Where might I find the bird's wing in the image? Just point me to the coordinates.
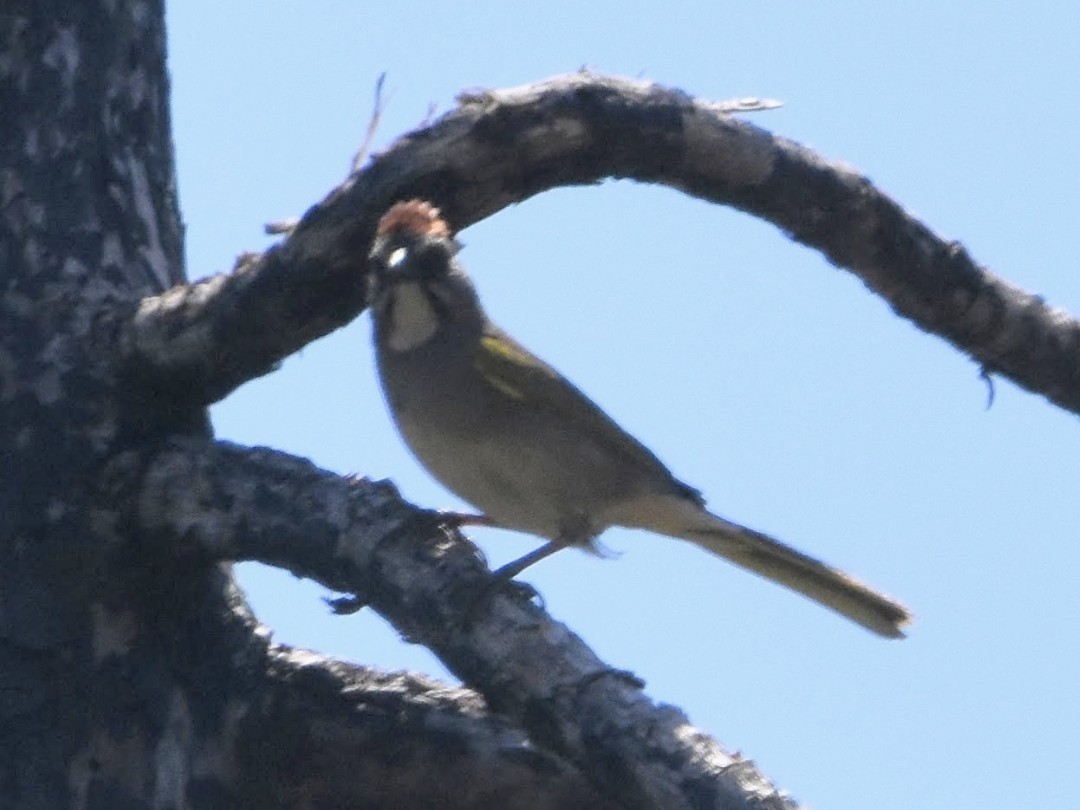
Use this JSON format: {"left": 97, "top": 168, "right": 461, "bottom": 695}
{"left": 472, "top": 323, "right": 704, "bottom": 503}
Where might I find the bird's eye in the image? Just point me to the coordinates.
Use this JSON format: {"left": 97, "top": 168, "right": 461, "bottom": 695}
{"left": 387, "top": 247, "right": 408, "bottom": 268}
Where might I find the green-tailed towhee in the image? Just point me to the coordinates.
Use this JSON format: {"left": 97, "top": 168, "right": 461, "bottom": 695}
{"left": 367, "top": 199, "right": 910, "bottom": 638}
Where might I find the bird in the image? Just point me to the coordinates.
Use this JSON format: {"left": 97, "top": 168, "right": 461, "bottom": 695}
{"left": 366, "top": 199, "right": 911, "bottom": 638}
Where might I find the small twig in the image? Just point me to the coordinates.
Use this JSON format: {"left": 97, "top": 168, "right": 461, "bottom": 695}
{"left": 419, "top": 101, "right": 439, "bottom": 128}
{"left": 709, "top": 97, "right": 783, "bottom": 114}
{"left": 979, "top": 365, "right": 997, "bottom": 409}
{"left": 266, "top": 75, "right": 391, "bottom": 236}
{"left": 264, "top": 218, "right": 299, "bottom": 236}
{"left": 351, "top": 72, "right": 388, "bottom": 173}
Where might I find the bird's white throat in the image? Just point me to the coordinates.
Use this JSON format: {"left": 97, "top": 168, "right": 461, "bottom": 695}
{"left": 386, "top": 281, "right": 439, "bottom": 352}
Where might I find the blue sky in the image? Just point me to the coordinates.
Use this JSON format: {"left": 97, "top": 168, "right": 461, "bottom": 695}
{"left": 167, "top": 4, "right": 1080, "bottom": 807}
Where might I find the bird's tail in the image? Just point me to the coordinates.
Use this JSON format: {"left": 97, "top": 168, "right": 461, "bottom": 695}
{"left": 614, "top": 494, "right": 912, "bottom": 638}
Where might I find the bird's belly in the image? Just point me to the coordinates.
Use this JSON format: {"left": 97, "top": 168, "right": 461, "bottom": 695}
{"left": 394, "top": 410, "right": 604, "bottom": 541}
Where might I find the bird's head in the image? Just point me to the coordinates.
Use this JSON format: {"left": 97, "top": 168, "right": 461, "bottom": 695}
{"left": 370, "top": 199, "right": 458, "bottom": 283}
{"left": 368, "top": 200, "right": 472, "bottom": 352}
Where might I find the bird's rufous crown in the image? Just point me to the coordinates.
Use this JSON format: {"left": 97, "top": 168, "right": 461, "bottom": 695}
{"left": 376, "top": 200, "right": 451, "bottom": 239}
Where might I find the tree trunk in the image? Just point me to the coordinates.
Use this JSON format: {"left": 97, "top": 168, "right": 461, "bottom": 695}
{"left": 0, "top": 3, "right": 609, "bottom": 807}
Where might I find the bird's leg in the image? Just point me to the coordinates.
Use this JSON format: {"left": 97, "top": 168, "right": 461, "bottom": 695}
{"left": 491, "top": 541, "right": 566, "bottom": 581}
{"left": 493, "top": 519, "right": 593, "bottom": 580}
{"left": 464, "top": 533, "right": 583, "bottom": 622}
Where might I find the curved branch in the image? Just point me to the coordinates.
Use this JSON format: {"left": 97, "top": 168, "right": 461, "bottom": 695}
{"left": 105, "top": 438, "right": 795, "bottom": 810}
{"left": 123, "top": 72, "right": 1080, "bottom": 416}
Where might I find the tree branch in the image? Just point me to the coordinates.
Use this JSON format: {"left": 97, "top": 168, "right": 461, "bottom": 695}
{"left": 105, "top": 438, "right": 796, "bottom": 810}
{"left": 122, "top": 72, "right": 1080, "bottom": 416}
{"left": 237, "top": 646, "right": 610, "bottom": 809}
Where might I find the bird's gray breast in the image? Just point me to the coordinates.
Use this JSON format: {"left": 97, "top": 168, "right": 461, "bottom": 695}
{"left": 373, "top": 282, "right": 678, "bottom": 543}
{"left": 375, "top": 326, "right": 604, "bottom": 539}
